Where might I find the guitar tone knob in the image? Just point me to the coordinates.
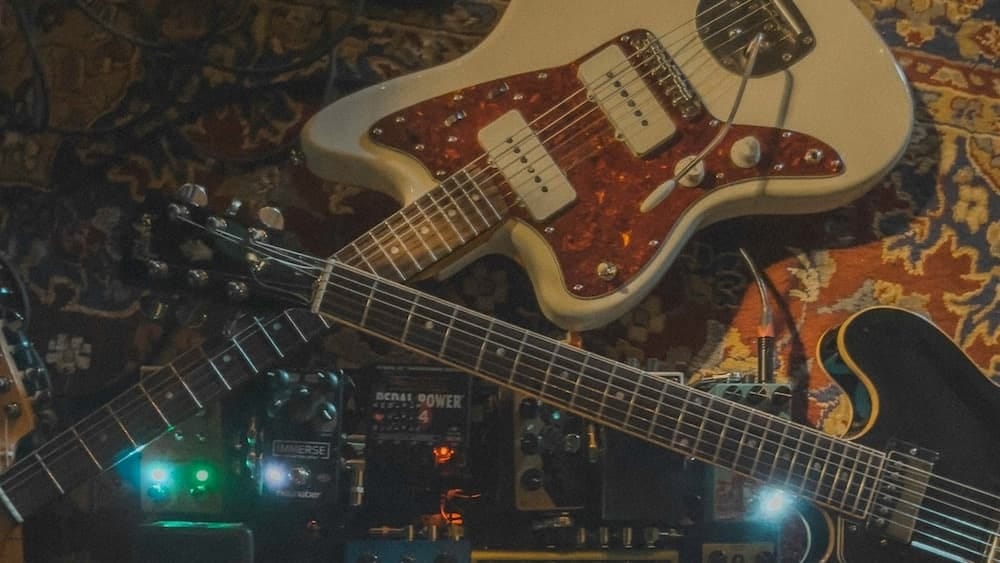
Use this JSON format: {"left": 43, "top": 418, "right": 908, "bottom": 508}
{"left": 730, "top": 136, "right": 762, "bottom": 168}
{"left": 5, "top": 402, "right": 21, "bottom": 418}
{"left": 0, "top": 377, "right": 10, "bottom": 393}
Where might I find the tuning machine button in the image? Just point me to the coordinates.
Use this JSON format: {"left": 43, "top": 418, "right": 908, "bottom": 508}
{"left": 146, "top": 260, "right": 170, "bottom": 279}
{"left": 176, "top": 183, "right": 208, "bottom": 207}
{"left": 520, "top": 468, "right": 543, "bottom": 491}
{"left": 730, "top": 136, "right": 762, "bottom": 168}
{"left": 225, "top": 281, "right": 249, "bottom": 301}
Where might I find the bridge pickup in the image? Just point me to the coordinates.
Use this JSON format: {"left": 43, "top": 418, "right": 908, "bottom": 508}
{"left": 870, "top": 440, "right": 937, "bottom": 544}
{"left": 578, "top": 44, "right": 676, "bottom": 157}
{"left": 477, "top": 110, "right": 575, "bottom": 222}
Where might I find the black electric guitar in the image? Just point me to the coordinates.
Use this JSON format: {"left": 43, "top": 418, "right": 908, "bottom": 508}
{"left": 0, "top": 211, "right": 997, "bottom": 561}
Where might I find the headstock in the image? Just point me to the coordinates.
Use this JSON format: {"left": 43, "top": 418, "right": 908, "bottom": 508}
{"left": 0, "top": 258, "right": 49, "bottom": 473}
{"left": 126, "top": 184, "right": 317, "bottom": 312}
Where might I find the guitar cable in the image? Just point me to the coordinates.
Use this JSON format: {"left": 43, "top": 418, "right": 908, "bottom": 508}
{"left": 739, "top": 248, "right": 774, "bottom": 383}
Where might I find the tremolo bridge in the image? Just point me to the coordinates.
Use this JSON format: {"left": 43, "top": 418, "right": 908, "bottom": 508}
{"left": 698, "top": 0, "right": 815, "bottom": 77}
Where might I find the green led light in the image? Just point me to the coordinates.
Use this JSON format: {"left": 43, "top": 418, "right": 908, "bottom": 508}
{"left": 194, "top": 469, "right": 210, "bottom": 482}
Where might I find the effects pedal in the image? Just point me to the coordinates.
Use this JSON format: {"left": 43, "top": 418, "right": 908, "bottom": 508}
{"left": 257, "top": 368, "right": 343, "bottom": 500}
{"left": 513, "top": 393, "right": 589, "bottom": 511}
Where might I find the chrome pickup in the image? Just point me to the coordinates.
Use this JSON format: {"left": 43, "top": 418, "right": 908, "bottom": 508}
{"left": 869, "top": 441, "right": 937, "bottom": 544}
{"left": 477, "top": 110, "right": 576, "bottom": 222}
{"left": 697, "top": 0, "right": 815, "bottom": 77}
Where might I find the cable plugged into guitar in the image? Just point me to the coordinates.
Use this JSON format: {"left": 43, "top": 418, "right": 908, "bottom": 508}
{"left": 640, "top": 33, "right": 766, "bottom": 213}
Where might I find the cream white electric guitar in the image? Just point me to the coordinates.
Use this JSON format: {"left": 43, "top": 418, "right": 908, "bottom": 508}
{"left": 301, "top": 0, "right": 913, "bottom": 331}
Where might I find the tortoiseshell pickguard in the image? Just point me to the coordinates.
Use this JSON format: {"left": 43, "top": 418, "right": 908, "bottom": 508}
{"left": 370, "top": 29, "right": 843, "bottom": 298}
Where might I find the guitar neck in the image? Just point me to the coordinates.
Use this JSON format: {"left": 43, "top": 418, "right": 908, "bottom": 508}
{"left": 314, "top": 261, "right": 888, "bottom": 520}
{"left": 0, "top": 309, "right": 330, "bottom": 524}
{"left": 333, "top": 169, "right": 508, "bottom": 281}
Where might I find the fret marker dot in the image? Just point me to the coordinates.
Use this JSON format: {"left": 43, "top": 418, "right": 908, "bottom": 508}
{"left": 471, "top": 194, "right": 481, "bottom": 201}
{"left": 390, "top": 246, "right": 399, "bottom": 254}
{"left": 272, "top": 322, "right": 282, "bottom": 331}
{"left": 166, "top": 392, "right": 174, "bottom": 400}
{"left": 424, "top": 320, "right": 434, "bottom": 330}
{"left": 614, "top": 391, "right": 624, "bottom": 400}
{"left": 420, "top": 227, "right": 430, "bottom": 235}
{"left": 223, "top": 354, "right": 232, "bottom": 363}
{"left": 496, "top": 347, "right": 506, "bottom": 357}
{"left": 448, "top": 209, "right": 456, "bottom": 217}
{"left": 559, "top": 371, "right": 569, "bottom": 379}
{"left": 747, "top": 439, "right": 758, "bottom": 448}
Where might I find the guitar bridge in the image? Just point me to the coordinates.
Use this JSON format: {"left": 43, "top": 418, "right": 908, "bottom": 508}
{"left": 697, "top": 0, "right": 815, "bottom": 77}
{"left": 868, "top": 440, "right": 938, "bottom": 544}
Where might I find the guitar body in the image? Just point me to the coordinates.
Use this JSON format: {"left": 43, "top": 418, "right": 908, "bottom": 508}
{"left": 819, "top": 307, "right": 1000, "bottom": 561}
{"left": 302, "top": 0, "right": 913, "bottom": 330}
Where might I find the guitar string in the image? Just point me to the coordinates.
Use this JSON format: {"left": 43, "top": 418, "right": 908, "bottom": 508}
{"left": 0, "top": 309, "right": 285, "bottom": 490}
{"left": 246, "top": 227, "right": 1000, "bottom": 527}
{"left": 229, "top": 236, "right": 1000, "bottom": 551}
{"left": 0, "top": 3, "right": 770, "bottom": 494}
{"left": 342, "top": 19, "right": 779, "bottom": 273}
{"left": 299, "top": 256, "right": 1000, "bottom": 555}
{"left": 335, "top": 6, "right": 772, "bottom": 275}
{"left": 338, "top": 1, "right": 778, "bottom": 272}
{"left": 2, "top": 234, "right": 998, "bottom": 560}
{"left": 0, "top": 6, "right": 976, "bottom": 556}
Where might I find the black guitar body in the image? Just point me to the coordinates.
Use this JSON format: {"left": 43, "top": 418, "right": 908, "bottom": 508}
{"left": 828, "top": 307, "right": 1000, "bottom": 562}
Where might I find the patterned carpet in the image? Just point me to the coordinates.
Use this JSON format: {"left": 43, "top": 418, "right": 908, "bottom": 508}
{"left": 0, "top": 0, "right": 997, "bottom": 560}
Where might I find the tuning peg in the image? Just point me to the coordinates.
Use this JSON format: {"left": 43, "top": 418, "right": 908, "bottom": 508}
{"left": 225, "top": 281, "right": 249, "bottom": 301}
{"left": 206, "top": 216, "right": 228, "bottom": 232}
{"left": 257, "top": 206, "right": 285, "bottom": 231}
{"left": 186, "top": 269, "right": 209, "bottom": 288}
{"left": 146, "top": 260, "right": 170, "bottom": 279}
{"left": 166, "top": 203, "right": 190, "bottom": 221}
{"left": 225, "top": 199, "right": 243, "bottom": 217}
{"left": 248, "top": 228, "right": 268, "bottom": 243}
{"left": 176, "top": 183, "right": 208, "bottom": 207}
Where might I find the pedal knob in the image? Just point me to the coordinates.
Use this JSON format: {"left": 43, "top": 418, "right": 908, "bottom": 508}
{"left": 520, "top": 468, "right": 544, "bottom": 491}
{"left": 730, "top": 136, "right": 762, "bottom": 168}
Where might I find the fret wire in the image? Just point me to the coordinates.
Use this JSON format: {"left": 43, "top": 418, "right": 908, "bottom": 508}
{"left": 401, "top": 294, "right": 419, "bottom": 343}
{"left": 106, "top": 405, "right": 137, "bottom": 447}
{"left": 454, "top": 172, "right": 491, "bottom": 227}
{"left": 230, "top": 337, "right": 257, "bottom": 373}
{"left": 442, "top": 177, "right": 483, "bottom": 234}
{"left": 137, "top": 381, "right": 171, "bottom": 427}
{"left": 785, "top": 425, "right": 808, "bottom": 491}
{"left": 429, "top": 183, "right": 470, "bottom": 243}
{"left": 70, "top": 427, "right": 103, "bottom": 470}
{"left": 570, "top": 354, "right": 589, "bottom": 409}
{"left": 834, "top": 443, "right": 853, "bottom": 509}
{"left": 750, "top": 413, "right": 774, "bottom": 480}
{"left": 167, "top": 365, "right": 203, "bottom": 410}
{"left": 438, "top": 308, "right": 457, "bottom": 358}
{"left": 196, "top": 346, "right": 233, "bottom": 391}
{"left": 398, "top": 205, "right": 439, "bottom": 261}
{"left": 712, "top": 401, "right": 735, "bottom": 464}
{"left": 33, "top": 453, "right": 64, "bottom": 495}
{"left": 645, "top": 375, "right": 666, "bottom": 439}
{"left": 255, "top": 318, "right": 285, "bottom": 357}
{"left": 384, "top": 216, "right": 424, "bottom": 271}
{"left": 474, "top": 319, "right": 495, "bottom": 372}
{"left": 508, "top": 332, "right": 529, "bottom": 384}
{"left": 414, "top": 193, "right": 454, "bottom": 252}
{"left": 462, "top": 170, "right": 504, "bottom": 221}
{"left": 284, "top": 310, "right": 310, "bottom": 343}
{"left": 856, "top": 452, "right": 882, "bottom": 515}
{"left": 368, "top": 231, "right": 406, "bottom": 280}
{"left": 350, "top": 241, "right": 379, "bottom": 275}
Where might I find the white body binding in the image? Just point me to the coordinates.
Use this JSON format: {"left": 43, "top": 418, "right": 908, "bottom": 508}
{"left": 301, "top": 0, "right": 913, "bottom": 331}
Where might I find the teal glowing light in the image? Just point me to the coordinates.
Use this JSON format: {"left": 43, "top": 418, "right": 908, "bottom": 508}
{"left": 194, "top": 469, "right": 210, "bottom": 483}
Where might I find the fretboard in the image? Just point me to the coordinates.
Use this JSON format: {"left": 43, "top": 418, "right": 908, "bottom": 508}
{"left": 0, "top": 309, "right": 330, "bottom": 523}
{"left": 315, "top": 262, "right": 887, "bottom": 519}
{"left": 333, "top": 168, "right": 507, "bottom": 281}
